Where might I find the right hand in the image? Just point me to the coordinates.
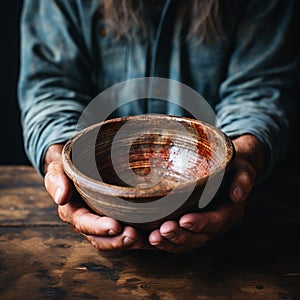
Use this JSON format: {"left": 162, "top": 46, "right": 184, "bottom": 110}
{"left": 43, "top": 144, "right": 147, "bottom": 251}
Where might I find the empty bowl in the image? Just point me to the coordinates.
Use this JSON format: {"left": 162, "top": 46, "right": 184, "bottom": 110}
{"left": 62, "top": 114, "right": 234, "bottom": 231}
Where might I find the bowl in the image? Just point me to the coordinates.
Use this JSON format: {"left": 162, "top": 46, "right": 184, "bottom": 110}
{"left": 62, "top": 114, "right": 235, "bottom": 232}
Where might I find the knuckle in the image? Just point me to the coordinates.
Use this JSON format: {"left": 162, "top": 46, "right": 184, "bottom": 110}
{"left": 111, "top": 239, "right": 123, "bottom": 249}
{"left": 194, "top": 221, "right": 205, "bottom": 232}
{"left": 48, "top": 160, "right": 62, "bottom": 172}
{"left": 43, "top": 171, "right": 51, "bottom": 182}
{"left": 70, "top": 210, "right": 85, "bottom": 232}
{"left": 239, "top": 172, "right": 253, "bottom": 187}
{"left": 86, "top": 236, "right": 99, "bottom": 249}
{"left": 85, "top": 235, "right": 108, "bottom": 251}
{"left": 57, "top": 206, "right": 68, "bottom": 223}
{"left": 243, "top": 162, "right": 256, "bottom": 185}
{"left": 174, "top": 234, "right": 186, "bottom": 245}
{"left": 44, "top": 172, "right": 54, "bottom": 190}
{"left": 73, "top": 218, "right": 84, "bottom": 233}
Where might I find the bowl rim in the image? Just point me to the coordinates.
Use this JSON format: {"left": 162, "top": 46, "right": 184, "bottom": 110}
{"left": 61, "top": 114, "right": 234, "bottom": 198}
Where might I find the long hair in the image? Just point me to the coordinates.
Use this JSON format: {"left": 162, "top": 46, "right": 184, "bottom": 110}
{"left": 101, "top": 0, "right": 223, "bottom": 42}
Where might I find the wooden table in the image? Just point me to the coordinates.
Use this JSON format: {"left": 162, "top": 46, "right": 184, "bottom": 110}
{"left": 0, "top": 163, "right": 299, "bottom": 300}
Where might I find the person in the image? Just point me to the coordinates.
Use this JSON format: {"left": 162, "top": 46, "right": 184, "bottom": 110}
{"left": 18, "top": 0, "right": 298, "bottom": 253}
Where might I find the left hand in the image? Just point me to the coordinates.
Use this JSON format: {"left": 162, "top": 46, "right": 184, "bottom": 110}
{"left": 147, "top": 134, "right": 267, "bottom": 253}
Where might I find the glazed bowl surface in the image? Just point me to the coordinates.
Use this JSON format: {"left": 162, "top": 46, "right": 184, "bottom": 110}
{"left": 62, "top": 114, "right": 234, "bottom": 231}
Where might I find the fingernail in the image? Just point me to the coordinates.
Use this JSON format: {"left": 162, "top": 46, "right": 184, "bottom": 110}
{"left": 233, "top": 185, "right": 243, "bottom": 202}
{"left": 54, "top": 187, "right": 63, "bottom": 204}
{"left": 123, "top": 237, "right": 135, "bottom": 246}
{"left": 150, "top": 241, "right": 160, "bottom": 246}
{"left": 181, "top": 222, "right": 194, "bottom": 230}
{"left": 108, "top": 230, "right": 118, "bottom": 236}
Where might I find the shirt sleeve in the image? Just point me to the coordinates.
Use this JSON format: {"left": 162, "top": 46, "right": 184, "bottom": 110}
{"left": 18, "top": 0, "right": 96, "bottom": 176}
{"left": 216, "top": 0, "right": 299, "bottom": 181}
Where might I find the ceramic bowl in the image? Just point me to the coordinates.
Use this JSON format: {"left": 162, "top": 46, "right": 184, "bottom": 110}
{"left": 62, "top": 114, "right": 234, "bottom": 231}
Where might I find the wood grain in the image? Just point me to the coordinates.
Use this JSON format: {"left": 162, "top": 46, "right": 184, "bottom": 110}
{"left": 0, "top": 165, "right": 299, "bottom": 300}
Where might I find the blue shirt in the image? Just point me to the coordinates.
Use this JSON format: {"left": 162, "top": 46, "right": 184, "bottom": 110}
{"left": 18, "top": 0, "right": 299, "bottom": 178}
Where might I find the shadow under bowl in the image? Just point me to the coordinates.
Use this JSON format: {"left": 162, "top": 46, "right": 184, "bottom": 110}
{"left": 62, "top": 114, "right": 235, "bottom": 232}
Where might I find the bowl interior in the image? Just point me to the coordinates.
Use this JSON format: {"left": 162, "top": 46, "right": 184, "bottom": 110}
{"left": 65, "top": 114, "right": 233, "bottom": 198}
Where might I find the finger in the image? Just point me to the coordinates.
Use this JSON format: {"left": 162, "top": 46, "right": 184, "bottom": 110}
{"left": 148, "top": 229, "right": 171, "bottom": 251}
{"left": 230, "top": 158, "right": 256, "bottom": 203}
{"left": 179, "top": 202, "right": 244, "bottom": 234}
{"left": 83, "top": 226, "right": 145, "bottom": 251}
{"left": 58, "top": 204, "right": 147, "bottom": 250}
{"left": 58, "top": 203, "right": 123, "bottom": 236}
{"left": 159, "top": 221, "right": 186, "bottom": 244}
{"left": 149, "top": 227, "right": 210, "bottom": 254}
{"left": 159, "top": 221, "right": 208, "bottom": 248}
{"left": 44, "top": 160, "right": 72, "bottom": 205}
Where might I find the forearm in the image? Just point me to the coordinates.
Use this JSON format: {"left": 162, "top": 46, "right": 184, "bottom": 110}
{"left": 18, "top": 0, "right": 94, "bottom": 176}
{"left": 215, "top": 0, "right": 297, "bottom": 182}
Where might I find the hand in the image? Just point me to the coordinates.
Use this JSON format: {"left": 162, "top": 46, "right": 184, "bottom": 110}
{"left": 148, "top": 134, "right": 267, "bottom": 253}
{"left": 43, "top": 144, "right": 146, "bottom": 251}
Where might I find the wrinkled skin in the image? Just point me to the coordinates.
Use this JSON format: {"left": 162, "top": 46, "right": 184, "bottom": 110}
{"left": 44, "top": 134, "right": 266, "bottom": 253}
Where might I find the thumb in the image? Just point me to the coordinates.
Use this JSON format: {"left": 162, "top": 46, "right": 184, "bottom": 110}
{"left": 44, "top": 160, "right": 73, "bottom": 205}
{"left": 229, "top": 157, "right": 256, "bottom": 204}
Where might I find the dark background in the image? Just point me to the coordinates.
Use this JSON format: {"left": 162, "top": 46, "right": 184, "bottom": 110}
{"left": 0, "top": 1, "right": 299, "bottom": 169}
{"left": 0, "top": 1, "right": 29, "bottom": 165}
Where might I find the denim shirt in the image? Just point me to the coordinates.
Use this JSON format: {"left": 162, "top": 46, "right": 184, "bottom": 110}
{"left": 18, "top": 0, "right": 299, "bottom": 178}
